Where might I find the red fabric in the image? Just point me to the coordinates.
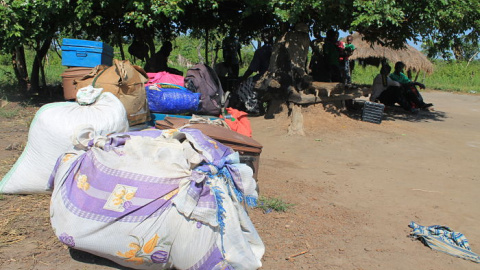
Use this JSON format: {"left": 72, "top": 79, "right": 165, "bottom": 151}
{"left": 221, "top": 107, "right": 252, "bottom": 137}
{"left": 337, "top": 41, "right": 345, "bottom": 61}
{"left": 146, "top": 72, "right": 184, "bottom": 86}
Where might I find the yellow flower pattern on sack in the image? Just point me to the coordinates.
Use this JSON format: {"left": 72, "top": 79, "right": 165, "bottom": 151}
{"left": 103, "top": 184, "right": 138, "bottom": 212}
{"left": 162, "top": 129, "right": 179, "bottom": 137}
{"left": 208, "top": 140, "right": 219, "bottom": 149}
{"left": 117, "top": 234, "right": 172, "bottom": 265}
{"left": 143, "top": 234, "right": 159, "bottom": 254}
{"left": 161, "top": 189, "right": 179, "bottom": 201}
{"left": 113, "top": 187, "right": 136, "bottom": 206}
{"left": 125, "top": 191, "right": 135, "bottom": 200}
{"left": 116, "top": 242, "right": 141, "bottom": 260}
{"left": 61, "top": 153, "right": 75, "bottom": 163}
{"left": 75, "top": 173, "right": 90, "bottom": 191}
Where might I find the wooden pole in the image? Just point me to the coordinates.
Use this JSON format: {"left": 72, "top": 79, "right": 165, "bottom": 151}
{"left": 414, "top": 70, "right": 419, "bottom": 82}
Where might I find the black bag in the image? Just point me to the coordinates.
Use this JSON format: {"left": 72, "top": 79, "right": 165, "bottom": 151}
{"left": 184, "top": 63, "right": 225, "bottom": 115}
{"left": 235, "top": 76, "right": 260, "bottom": 114}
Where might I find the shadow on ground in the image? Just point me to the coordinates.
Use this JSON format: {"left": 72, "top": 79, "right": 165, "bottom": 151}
{"left": 341, "top": 99, "right": 448, "bottom": 123}
{"left": 70, "top": 249, "right": 133, "bottom": 270}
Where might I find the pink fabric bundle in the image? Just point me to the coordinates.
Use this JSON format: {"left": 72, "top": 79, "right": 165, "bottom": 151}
{"left": 146, "top": 72, "right": 185, "bottom": 87}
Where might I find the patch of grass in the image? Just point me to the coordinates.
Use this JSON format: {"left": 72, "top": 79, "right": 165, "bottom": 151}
{"left": 0, "top": 107, "right": 20, "bottom": 118}
{"left": 256, "top": 196, "right": 294, "bottom": 213}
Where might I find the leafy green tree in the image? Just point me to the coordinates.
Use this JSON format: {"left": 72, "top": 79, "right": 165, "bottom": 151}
{"left": 350, "top": 0, "right": 478, "bottom": 53}
{"left": 0, "top": 0, "right": 74, "bottom": 94}
{"left": 1, "top": 0, "right": 479, "bottom": 96}
{"left": 422, "top": 34, "right": 480, "bottom": 61}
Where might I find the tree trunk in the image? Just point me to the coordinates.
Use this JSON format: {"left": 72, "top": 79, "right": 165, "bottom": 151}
{"left": 117, "top": 34, "right": 125, "bottom": 60}
{"left": 31, "top": 37, "right": 53, "bottom": 95}
{"left": 146, "top": 34, "right": 156, "bottom": 60}
{"left": 212, "top": 41, "right": 220, "bottom": 65}
{"left": 40, "top": 60, "right": 47, "bottom": 87}
{"left": 205, "top": 28, "right": 209, "bottom": 66}
{"left": 12, "top": 46, "right": 30, "bottom": 94}
{"left": 288, "top": 104, "right": 305, "bottom": 136}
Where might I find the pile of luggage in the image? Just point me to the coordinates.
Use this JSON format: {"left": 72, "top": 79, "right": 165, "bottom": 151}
{"left": 0, "top": 39, "right": 264, "bottom": 270}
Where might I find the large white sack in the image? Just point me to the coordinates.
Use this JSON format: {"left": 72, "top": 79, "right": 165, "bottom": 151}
{"left": 0, "top": 92, "right": 129, "bottom": 194}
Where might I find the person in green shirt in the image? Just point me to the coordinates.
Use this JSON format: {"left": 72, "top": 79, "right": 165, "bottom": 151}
{"left": 343, "top": 35, "right": 355, "bottom": 84}
{"left": 390, "top": 61, "right": 433, "bottom": 109}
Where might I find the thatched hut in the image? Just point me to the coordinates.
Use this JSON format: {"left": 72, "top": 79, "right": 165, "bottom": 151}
{"left": 347, "top": 32, "right": 434, "bottom": 76}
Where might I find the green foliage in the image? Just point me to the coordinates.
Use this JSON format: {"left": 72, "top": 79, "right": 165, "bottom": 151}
{"left": 351, "top": 0, "right": 479, "bottom": 54}
{"left": 424, "top": 61, "right": 480, "bottom": 93}
{"left": 351, "top": 64, "right": 379, "bottom": 85}
{"left": 422, "top": 35, "right": 480, "bottom": 61}
{"left": 256, "top": 196, "right": 294, "bottom": 213}
{"left": 170, "top": 35, "right": 203, "bottom": 65}
{"left": 0, "top": 68, "right": 22, "bottom": 100}
{"left": 0, "top": 0, "right": 72, "bottom": 52}
{"left": 0, "top": 53, "right": 10, "bottom": 66}
{"left": 0, "top": 48, "right": 64, "bottom": 99}
{"left": 2, "top": 0, "right": 479, "bottom": 96}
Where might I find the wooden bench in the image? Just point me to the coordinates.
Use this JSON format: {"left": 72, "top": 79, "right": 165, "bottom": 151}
{"left": 288, "top": 82, "right": 371, "bottom": 105}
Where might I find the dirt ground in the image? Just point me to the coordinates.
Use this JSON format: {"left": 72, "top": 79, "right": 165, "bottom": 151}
{"left": 1, "top": 90, "right": 480, "bottom": 270}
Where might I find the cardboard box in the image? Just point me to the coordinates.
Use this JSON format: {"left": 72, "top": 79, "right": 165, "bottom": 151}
{"left": 75, "top": 60, "right": 150, "bottom": 126}
{"left": 61, "top": 38, "right": 114, "bottom": 67}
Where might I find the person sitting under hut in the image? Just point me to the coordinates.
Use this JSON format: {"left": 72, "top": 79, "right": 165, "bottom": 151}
{"left": 241, "top": 36, "right": 273, "bottom": 81}
{"left": 389, "top": 61, "right": 433, "bottom": 110}
{"left": 371, "top": 63, "right": 418, "bottom": 113}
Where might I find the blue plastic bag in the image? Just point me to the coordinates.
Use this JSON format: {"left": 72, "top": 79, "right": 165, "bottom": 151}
{"left": 146, "top": 83, "right": 200, "bottom": 114}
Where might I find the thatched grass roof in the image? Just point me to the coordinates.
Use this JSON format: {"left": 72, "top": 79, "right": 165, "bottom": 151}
{"left": 347, "top": 32, "right": 434, "bottom": 74}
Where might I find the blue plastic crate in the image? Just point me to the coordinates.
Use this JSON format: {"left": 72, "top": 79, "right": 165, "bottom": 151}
{"left": 61, "top": 38, "right": 114, "bottom": 67}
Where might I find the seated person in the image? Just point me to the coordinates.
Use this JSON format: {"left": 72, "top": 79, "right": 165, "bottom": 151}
{"left": 241, "top": 37, "right": 273, "bottom": 81}
{"left": 371, "top": 64, "right": 415, "bottom": 112}
{"left": 144, "top": 41, "right": 183, "bottom": 76}
{"left": 389, "top": 61, "right": 433, "bottom": 109}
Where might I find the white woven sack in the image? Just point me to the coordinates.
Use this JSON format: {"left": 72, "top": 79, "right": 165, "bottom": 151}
{"left": 49, "top": 129, "right": 264, "bottom": 269}
{"left": 0, "top": 92, "right": 128, "bottom": 194}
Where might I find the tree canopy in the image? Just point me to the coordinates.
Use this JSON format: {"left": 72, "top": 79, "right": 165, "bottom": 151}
{"left": 0, "top": 0, "right": 478, "bottom": 93}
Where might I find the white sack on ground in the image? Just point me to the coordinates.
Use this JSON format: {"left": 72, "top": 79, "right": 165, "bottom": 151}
{"left": 49, "top": 128, "right": 264, "bottom": 269}
{"left": 0, "top": 92, "right": 128, "bottom": 194}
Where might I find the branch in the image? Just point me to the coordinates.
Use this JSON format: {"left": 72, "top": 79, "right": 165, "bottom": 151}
{"left": 467, "top": 51, "right": 479, "bottom": 68}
